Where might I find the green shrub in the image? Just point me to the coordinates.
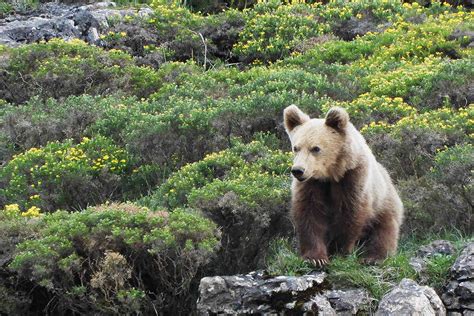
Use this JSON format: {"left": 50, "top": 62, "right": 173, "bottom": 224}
{"left": 0, "top": 0, "right": 36, "bottom": 16}
{"left": 116, "top": 4, "right": 247, "bottom": 66}
{"left": 0, "top": 136, "right": 156, "bottom": 212}
{"left": 1, "top": 95, "right": 107, "bottom": 153}
{"left": 0, "top": 39, "right": 162, "bottom": 104}
{"left": 233, "top": 2, "right": 329, "bottom": 63}
{"left": 364, "top": 106, "right": 473, "bottom": 178}
{"left": 0, "top": 202, "right": 43, "bottom": 315}
{"left": 322, "top": 94, "right": 417, "bottom": 128}
{"left": 232, "top": 0, "right": 412, "bottom": 63}
{"left": 400, "top": 144, "right": 473, "bottom": 234}
{"left": 120, "top": 65, "right": 339, "bottom": 165}
{"left": 2, "top": 63, "right": 337, "bottom": 166}
{"left": 142, "top": 139, "right": 293, "bottom": 273}
{"left": 0, "top": 1, "right": 13, "bottom": 17}
{"left": 409, "top": 57, "right": 474, "bottom": 109}
{"left": 367, "top": 105, "right": 473, "bottom": 137}
{"left": 367, "top": 56, "right": 445, "bottom": 98}
{"left": 5, "top": 202, "right": 219, "bottom": 314}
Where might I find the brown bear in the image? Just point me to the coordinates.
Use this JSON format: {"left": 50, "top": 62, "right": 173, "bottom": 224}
{"left": 283, "top": 105, "right": 404, "bottom": 266}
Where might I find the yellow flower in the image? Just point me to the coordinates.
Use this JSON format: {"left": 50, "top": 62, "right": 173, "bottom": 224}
{"left": 4, "top": 204, "right": 20, "bottom": 216}
{"left": 21, "top": 206, "right": 41, "bottom": 218}
{"left": 120, "top": 32, "right": 127, "bottom": 37}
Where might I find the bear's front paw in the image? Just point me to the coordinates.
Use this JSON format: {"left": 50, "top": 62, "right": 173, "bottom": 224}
{"left": 304, "top": 255, "right": 329, "bottom": 268}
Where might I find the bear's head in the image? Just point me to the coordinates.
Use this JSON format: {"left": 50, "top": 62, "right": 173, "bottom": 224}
{"left": 283, "top": 105, "right": 355, "bottom": 182}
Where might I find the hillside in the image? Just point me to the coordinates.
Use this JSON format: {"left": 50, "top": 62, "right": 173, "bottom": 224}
{"left": 0, "top": 0, "right": 473, "bottom": 314}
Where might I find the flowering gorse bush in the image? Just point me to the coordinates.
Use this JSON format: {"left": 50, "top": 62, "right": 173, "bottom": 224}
{"left": 323, "top": 94, "right": 417, "bottom": 127}
{"left": 1, "top": 38, "right": 162, "bottom": 103}
{"left": 0, "top": 136, "right": 137, "bottom": 211}
{"left": 234, "top": 2, "right": 329, "bottom": 63}
{"left": 1, "top": 203, "right": 41, "bottom": 219}
{"left": 361, "top": 105, "right": 474, "bottom": 138}
{"left": 145, "top": 139, "right": 292, "bottom": 209}
{"left": 367, "top": 56, "right": 444, "bottom": 98}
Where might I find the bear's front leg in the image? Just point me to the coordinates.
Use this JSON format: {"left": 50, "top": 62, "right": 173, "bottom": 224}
{"left": 295, "top": 215, "right": 329, "bottom": 267}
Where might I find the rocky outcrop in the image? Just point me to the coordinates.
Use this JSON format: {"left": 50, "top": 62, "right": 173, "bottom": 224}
{"left": 376, "top": 278, "right": 446, "bottom": 316}
{"left": 441, "top": 242, "right": 474, "bottom": 315}
{"left": 197, "top": 271, "right": 372, "bottom": 314}
{"left": 0, "top": 2, "right": 152, "bottom": 47}
{"left": 197, "top": 271, "right": 328, "bottom": 314}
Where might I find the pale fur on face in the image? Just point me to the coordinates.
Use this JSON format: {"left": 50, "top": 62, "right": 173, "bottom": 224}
{"left": 283, "top": 105, "right": 354, "bottom": 182}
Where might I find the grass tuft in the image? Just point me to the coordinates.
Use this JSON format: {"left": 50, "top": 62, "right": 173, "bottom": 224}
{"left": 266, "top": 233, "right": 472, "bottom": 301}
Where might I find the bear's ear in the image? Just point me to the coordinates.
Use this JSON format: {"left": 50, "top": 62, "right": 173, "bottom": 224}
{"left": 284, "top": 105, "right": 310, "bottom": 133}
{"left": 325, "top": 107, "right": 349, "bottom": 131}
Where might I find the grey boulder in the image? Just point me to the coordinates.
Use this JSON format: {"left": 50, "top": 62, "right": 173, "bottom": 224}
{"left": 197, "top": 271, "right": 328, "bottom": 314}
{"left": 376, "top": 278, "right": 446, "bottom": 316}
{"left": 442, "top": 242, "right": 474, "bottom": 314}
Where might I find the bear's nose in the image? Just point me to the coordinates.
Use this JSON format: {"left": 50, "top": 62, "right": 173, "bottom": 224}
{"left": 291, "top": 167, "right": 305, "bottom": 179}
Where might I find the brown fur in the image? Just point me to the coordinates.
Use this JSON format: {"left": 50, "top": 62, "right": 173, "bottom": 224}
{"left": 284, "top": 105, "right": 404, "bottom": 263}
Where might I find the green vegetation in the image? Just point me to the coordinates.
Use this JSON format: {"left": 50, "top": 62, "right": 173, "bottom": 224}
{"left": 1, "top": 202, "right": 219, "bottom": 314}
{"left": 1, "top": 39, "right": 164, "bottom": 104}
{"left": 141, "top": 138, "right": 293, "bottom": 273}
{"left": 0, "top": 136, "right": 157, "bottom": 212}
{"left": 266, "top": 233, "right": 471, "bottom": 301}
{"left": 0, "top": 0, "right": 473, "bottom": 313}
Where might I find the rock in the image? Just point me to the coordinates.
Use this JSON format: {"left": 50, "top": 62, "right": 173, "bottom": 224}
{"left": 376, "top": 278, "right": 446, "bottom": 316}
{"left": 442, "top": 242, "right": 474, "bottom": 314}
{"left": 197, "top": 270, "right": 374, "bottom": 315}
{"left": 197, "top": 271, "right": 328, "bottom": 314}
{"left": 450, "top": 243, "right": 474, "bottom": 282}
{"left": 325, "top": 288, "right": 372, "bottom": 315}
{"left": 410, "top": 240, "right": 456, "bottom": 283}
{"left": 87, "top": 27, "right": 99, "bottom": 43}
{"left": 0, "top": 2, "right": 152, "bottom": 46}
{"left": 417, "top": 240, "right": 457, "bottom": 258}
{"left": 449, "top": 29, "right": 474, "bottom": 48}
{"left": 302, "top": 294, "right": 337, "bottom": 314}
{"left": 83, "top": 1, "right": 117, "bottom": 10}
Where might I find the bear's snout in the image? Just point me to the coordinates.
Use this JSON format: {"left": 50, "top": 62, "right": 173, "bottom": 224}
{"left": 291, "top": 167, "right": 305, "bottom": 181}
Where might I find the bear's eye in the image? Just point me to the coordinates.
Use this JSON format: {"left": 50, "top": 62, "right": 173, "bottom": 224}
{"left": 310, "top": 146, "right": 321, "bottom": 153}
{"left": 293, "top": 146, "right": 300, "bottom": 152}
